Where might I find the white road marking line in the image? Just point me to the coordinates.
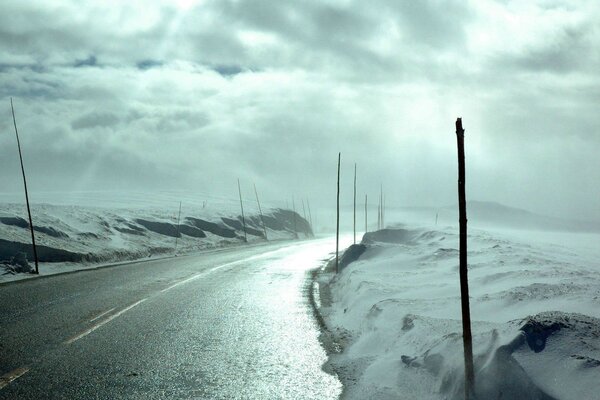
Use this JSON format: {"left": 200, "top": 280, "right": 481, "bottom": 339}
{"left": 159, "top": 259, "right": 246, "bottom": 293}
{"left": 89, "top": 307, "right": 116, "bottom": 322}
{"left": 160, "top": 246, "right": 298, "bottom": 294}
{"left": 159, "top": 246, "right": 293, "bottom": 293}
{"left": 0, "top": 367, "right": 29, "bottom": 390}
{"left": 64, "top": 298, "right": 147, "bottom": 344}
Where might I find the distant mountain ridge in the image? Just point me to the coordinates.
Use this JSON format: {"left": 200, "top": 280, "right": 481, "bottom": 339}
{"left": 443, "top": 201, "right": 600, "bottom": 233}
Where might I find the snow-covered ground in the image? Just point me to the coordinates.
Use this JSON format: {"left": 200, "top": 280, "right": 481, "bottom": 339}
{"left": 317, "top": 224, "right": 600, "bottom": 399}
{"left": 0, "top": 199, "right": 312, "bottom": 282}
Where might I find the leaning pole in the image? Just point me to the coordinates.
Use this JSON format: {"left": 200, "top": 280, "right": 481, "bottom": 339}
{"left": 10, "top": 98, "right": 39, "bottom": 274}
{"left": 456, "top": 117, "right": 474, "bottom": 399}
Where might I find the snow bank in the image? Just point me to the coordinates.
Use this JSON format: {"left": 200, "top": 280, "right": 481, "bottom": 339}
{"left": 0, "top": 203, "right": 312, "bottom": 281}
{"left": 317, "top": 225, "right": 600, "bottom": 399}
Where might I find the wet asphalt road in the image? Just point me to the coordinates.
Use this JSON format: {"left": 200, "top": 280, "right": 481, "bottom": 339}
{"left": 0, "top": 239, "right": 341, "bottom": 399}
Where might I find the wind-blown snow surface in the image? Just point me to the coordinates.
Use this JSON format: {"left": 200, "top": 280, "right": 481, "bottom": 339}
{"left": 318, "top": 226, "right": 600, "bottom": 399}
{"left": 0, "top": 201, "right": 312, "bottom": 282}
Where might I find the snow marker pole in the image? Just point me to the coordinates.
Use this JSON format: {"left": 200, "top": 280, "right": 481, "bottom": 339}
{"left": 364, "top": 194, "right": 367, "bottom": 234}
{"left": 353, "top": 163, "right": 356, "bottom": 244}
{"left": 301, "top": 199, "right": 307, "bottom": 237}
{"left": 306, "top": 199, "right": 313, "bottom": 236}
{"left": 456, "top": 118, "right": 475, "bottom": 399}
{"left": 10, "top": 98, "right": 39, "bottom": 274}
{"left": 238, "top": 179, "right": 247, "bottom": 242}
{"left": 292, "top": 196, "right": 298, "bottom": 239}
{"left": 335, "top": 152, "right": 340, "bottom": 274}
{"left": 174, "top": 201, "right": 182, "bottom": 253}
{"left": 254, "top": 183, "right": 268, "bottom": 240}
{"left": 377, "top": 194, "right": 381, "bottom": 230}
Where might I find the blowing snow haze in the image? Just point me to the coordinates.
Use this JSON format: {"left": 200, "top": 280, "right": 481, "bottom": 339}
{"left": 1, "top": 0, "right": 599, "bottom": 223}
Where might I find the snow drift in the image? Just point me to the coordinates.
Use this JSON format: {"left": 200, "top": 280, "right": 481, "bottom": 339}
{"left": 316, "top": 224, "right": 600, "bottom": 399}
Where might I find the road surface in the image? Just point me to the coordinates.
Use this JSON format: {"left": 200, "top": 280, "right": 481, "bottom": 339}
{"left": 0, "top": 239, "right": 342, "bottom": 399}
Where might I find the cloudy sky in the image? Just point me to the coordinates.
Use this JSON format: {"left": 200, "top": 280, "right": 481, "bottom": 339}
{"left": 1, "top": 0, "right": 599, "bottom": 221}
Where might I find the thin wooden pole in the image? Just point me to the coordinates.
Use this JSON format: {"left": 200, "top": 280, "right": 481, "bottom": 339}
{"left": 306, "top": 199, "right": 313, "bottom": 236}
{"left": 377, "top": 197, "right": 380, "bottom": 230}
{"left": 238, "top": 179, "right": 247, "bottom": 242}
{"left": 456, "top": 117, "right": 474, "bottom": 399}
{"left": 353, "top": 163, "right": 356, "bottom": 244}
{"left": 174, "top": 201, "right": 182, "bottom": 252}
{"left": 292, "top": 196, "right": 298, "bottom": 239}
{"left": 335, "top": 152, "right": 340, "bottom": 274}
{"left": 380, "top": 185, "right": 384, "bottom": 229}
{"left": 364, "top": 194, "right": 368, "bottom": 233}
{"left": 10, "top": 98, "right": 38, "bottom": 274}
{"left": 301, "top": 198, "right": 308, "bottom": 234}
{"left": 383, "top": 193, "right": 386, "bottom": 229}
{"left": 254, "top": 183, "right": 268, "bottom": 240}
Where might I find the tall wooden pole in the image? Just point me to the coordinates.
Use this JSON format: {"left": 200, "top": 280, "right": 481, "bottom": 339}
{"left": 254, "top": 183, "right": 268, "bottom": 240}
{"left": 292, "top": 196, "right": 298, "bottom": 239}
{"left": 383, "top": 194, "right": 386, "bottom": 229}
{"left": 335, "top": 152, "right": 340, "bottom": 274}
{"left": 174, "top": 201, "right": 182, "bottom": 252}
{"left": 379, "top": 184, "right": 385, "bottom": 229}
{"left": 306, "top": 199, "right": 313, "bottom": 236}
{"left": 10, "top": 98, "right": 38, "bottom": 274}
{"left": 456, "top": 118, "right": 474, "bottom": 399}
{"left": 364, "top": 194, "right": 367, "bottom": 233}
{"left": 301, "top": 199, "right": 307, "bottom": 227}
{"left": 377, "top": 197, "right": 380, "bottom": 230}
{"left": 353, "top": 163, "right": 357, "bottom": 244}
{"left": 379, "top": 185, "right": 383, "bottom": 229}
{"left": 237, "top": 179, "right": 247, "bottom": 242}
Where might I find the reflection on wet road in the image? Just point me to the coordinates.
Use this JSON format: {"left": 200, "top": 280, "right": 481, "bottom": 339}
{"left": 0, "top": 239, "right": 342, "bottom": 399}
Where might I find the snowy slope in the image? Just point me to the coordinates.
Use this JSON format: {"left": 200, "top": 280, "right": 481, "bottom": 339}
{"left": 317, "top": 225, "right": 600, "bottom": 399}
{"left": 0, "top": 201, "right": 312, "bottom": 281}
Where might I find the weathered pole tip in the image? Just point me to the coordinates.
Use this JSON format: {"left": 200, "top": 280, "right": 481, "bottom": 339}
{"left": 456, "top": 117, "right": 463, "bottom": 131}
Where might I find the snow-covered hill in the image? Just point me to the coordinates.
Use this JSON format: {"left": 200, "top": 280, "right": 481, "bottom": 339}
{"left": 0, "top": 201, "right": 312, "bottom": 280}
{"left": 316, "top": 225, "right": 600, "bottom": 399}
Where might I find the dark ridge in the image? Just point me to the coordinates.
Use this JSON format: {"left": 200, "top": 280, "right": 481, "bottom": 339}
{"left": 0, "top": 239, "right": 84, "bottom": 262}
{"left": 248, "top": 215, "right": 262, "bottom": 226}
{"left": 271, "top": 209, "right": 313, "bottom": 235}
{"left": 221, "top": 217, "right": 264, "bottom": 237}
{"left": 245, "top": 226, "right": 264, "bottom": 238}
{"left": 185, "top": 217, "right": 236, "bottom": 238}
{"left": 262, "top": 215, "right": 285, "bottom": 230}
{"left": 125, "top": 222, "right": 145, "bottom": 233}
{"left": 178, "top": 225, "right": 206, "bottom": 238}
{"left": 135, "top": 219, "right": 180, "bottom": 238}
{"left": 221, "top": 217, "right": 243, "bottom": 230}
{"left": 77, "top": 232, "right": 101, "bottom": 239}
{"left": 114, "top": 227, "right": 146, "bottom": 236}
{"left": 339, "top": 244, "right": 367, "bottom": 270}
{"left": 35, "top": 226, "right": 69, "bottom": 238}
{"left": 362, "top": 228, "right": 417, "bottom": 245}
{"left": 0, "top": 216, "right": 28, "bottom": 228}
{"left": 0, "top": 216, "right": 69, "bottom": 238}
